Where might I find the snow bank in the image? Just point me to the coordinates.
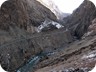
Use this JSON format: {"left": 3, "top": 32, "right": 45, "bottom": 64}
{"left": 36, "top": 19, "right": 64, "bottom": 32}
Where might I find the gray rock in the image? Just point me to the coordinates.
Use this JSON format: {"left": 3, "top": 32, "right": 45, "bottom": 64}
{"left": 0, "top": 0, "right": 57, "bottom": 31}
{"left": 63, "top": 0, "right": 96, "bottom": 38}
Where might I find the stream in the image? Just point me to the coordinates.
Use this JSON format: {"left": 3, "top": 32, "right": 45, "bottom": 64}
{"left": 16, "top": 52, "right": 54, "bottom": 72}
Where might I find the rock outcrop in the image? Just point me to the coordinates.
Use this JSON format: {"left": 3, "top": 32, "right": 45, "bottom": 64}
{"left": 37, "top": 0, "right": 70, "bottom": 20}
{"left": 63, "top": 0, "right": 96, "bottom": 38}
{"left": 0, "top": 0, "right": 57, "bottom": 31}
{"left": 88, "top": 18, "right": 96, "bottom": 36}
{"left": 83, "top": 18, "right": 96, "bottom": 38}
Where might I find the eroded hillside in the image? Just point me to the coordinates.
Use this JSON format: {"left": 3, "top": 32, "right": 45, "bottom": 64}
{"left": 0, "top": 0, "right": 96, "bottom": 72}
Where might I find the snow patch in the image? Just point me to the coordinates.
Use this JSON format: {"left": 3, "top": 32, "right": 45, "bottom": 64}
{"left": 36, "top": 19, "right": 64, "bottom": 32}
{"left": 82, "top": 54, "right": 96, "bottom": 59}
{"left": 82, "top": 50, "right": 96, "bottom": 59}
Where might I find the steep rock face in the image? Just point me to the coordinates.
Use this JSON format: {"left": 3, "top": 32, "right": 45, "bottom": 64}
{"left": 0, "top": 0, "right": 29, "bottom": 30}
{"left": 83, "top": 18, "right": 96, "bottom": 38}
{"left": 0, "top": 0, "right": 57, "bottom": 31}
{"left": 25, "top": 0, "right": 57, "bottom": 26}
{"left": 63, "top": 0, "right": 96, "bottom": 38}
{"left": 88, "top": 18, "right": 96, "bottom": 35}
{"left": 37, "top": 0, "right": 62, "bottom": 19}
{"left": 37, "top": 0, "right": 70, "bottom": 20}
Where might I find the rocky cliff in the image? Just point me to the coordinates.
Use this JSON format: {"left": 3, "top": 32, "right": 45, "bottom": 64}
{"left": 0, "top": 0, "right": 73, "bottom": 72}
{"left": 37, "top": 0, "right": 62, "bottom": 19}
{"left": 37, "top": 0, "right": 70, "bottom": 20}
{"left": 63, "top": 0, "right": 96, "bottom": 38}
{"left": 0, "top": 0, "right": 57, "bottom": 31}
{"left": 83, "top": 18, "right": 96, "bottom": 38}
{"left": 1, "top": 0, "right": 96, "bottom": 72}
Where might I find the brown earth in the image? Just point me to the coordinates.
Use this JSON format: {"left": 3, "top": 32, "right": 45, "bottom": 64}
{"left": 35, "top": 36, "right": 96, "bottom": 72}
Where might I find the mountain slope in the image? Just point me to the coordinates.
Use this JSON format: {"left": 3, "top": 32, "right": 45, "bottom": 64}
{"left": 63, "top": 0, "right": 96, "bottom": 38}
{"left": 0, "top": 0, "right": 57, "bottom": 31}
{"left": 37, "top": 0, "right": 62, "bottom": 19}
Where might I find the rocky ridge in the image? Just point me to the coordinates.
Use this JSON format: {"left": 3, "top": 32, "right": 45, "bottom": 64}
{"left": 0, "top": 0, "right": 96, "bottom": 72}
{"left": 0, "top": 0, "right": 57, "bottom": 31}
{"left": 0, "top": 0, "right": 72, "bottom": 72}
{"left": 63, "top": 0, "right": 96, "bottom": 38}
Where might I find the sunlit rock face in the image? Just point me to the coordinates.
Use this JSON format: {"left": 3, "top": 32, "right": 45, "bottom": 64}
{"left": 63, "top": 0, "right": 96, "bottom": 39}
{"left": 37, "top": 0, "right": 63, "bottom": 19}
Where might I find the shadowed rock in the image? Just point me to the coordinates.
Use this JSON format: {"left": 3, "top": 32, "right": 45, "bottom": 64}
{"left": 63, "top": 0, "right": 96, "bottom": 38}
{"left": 0, "top": 0, "right": 57, "bottom": 31}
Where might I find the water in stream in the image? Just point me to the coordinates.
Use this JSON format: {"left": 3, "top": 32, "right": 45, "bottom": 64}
{"left": 17, "top": 56, "right": 40, "bottom": 72}
{"left": 16, "top": 52, "right": 54, "bottom": 72}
